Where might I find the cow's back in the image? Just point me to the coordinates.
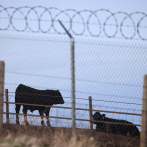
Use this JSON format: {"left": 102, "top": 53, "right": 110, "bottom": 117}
{"left": 104, "top": 117, "right": 139, "bottom": 136}
{"left": 15, "top": 84, "right": 51, "bottom": 105}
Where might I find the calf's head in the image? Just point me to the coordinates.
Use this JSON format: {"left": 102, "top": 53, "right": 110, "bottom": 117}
{"left": 93, "top": 112, "right": 106, "bottom": 124}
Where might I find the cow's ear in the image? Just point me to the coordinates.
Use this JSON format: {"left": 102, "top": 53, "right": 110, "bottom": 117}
{"left": 102, "top": 114, "right": 105, "bottom": 119}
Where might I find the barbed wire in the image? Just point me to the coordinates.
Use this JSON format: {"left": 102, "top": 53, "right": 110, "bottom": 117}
{"left": 0, "top": 5, "right": 147, "bottom": 40}
{"left": 5, "top": 71, "right": 142, "bottom": 87}
{"left": 1, "top": 29, "right": 147, "bottom": 41}
{"left": 4, "top": 83, "right": 142, "bottom": 101}
{"left": 1, "top": 34, "right": 147, "bottom": 48}
{"left": 6, "top": 91, "right": 71, "bottom": 99}
{"left": 92, "top": 99, "right": 142, "bottom": 106}
{"left": 5, "top": 98, "right": 141, "bottom": 111}
{"left": 4, "top": 94, "right": 141, "bottom": 113}
{"left": 92, "top": 104, "right": 141, "bottom": 113}
{"left": 1, "top": 16, "right": 147, "bottom": 29}
{"left": 4, "top": 90, "right": 142, "bottom": 106}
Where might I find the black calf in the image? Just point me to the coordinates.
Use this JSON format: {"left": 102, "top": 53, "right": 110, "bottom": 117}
{"left": 93, "top": 112, "right": 140, "bottom": 137}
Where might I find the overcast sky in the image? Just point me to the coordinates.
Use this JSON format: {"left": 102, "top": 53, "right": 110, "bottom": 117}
{"left": 1, "top": 0, "right": 147, "bottom": 13}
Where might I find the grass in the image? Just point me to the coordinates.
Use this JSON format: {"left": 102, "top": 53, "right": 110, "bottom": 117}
{"left": 0, "top": 124, "right": 140, "bottom": 147}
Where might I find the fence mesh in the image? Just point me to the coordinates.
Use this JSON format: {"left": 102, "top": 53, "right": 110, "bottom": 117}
{"left": 1, "top": 33, "right": 146, "bottom": 137}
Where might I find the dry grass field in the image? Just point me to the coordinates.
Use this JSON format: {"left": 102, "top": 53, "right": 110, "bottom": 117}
{"left": 0, "top": 124, "right": 140, "bottom": 147}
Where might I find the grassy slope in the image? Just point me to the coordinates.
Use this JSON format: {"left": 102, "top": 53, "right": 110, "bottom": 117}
{"left": 0, "top": 124, "right": 140, "bottom": 147}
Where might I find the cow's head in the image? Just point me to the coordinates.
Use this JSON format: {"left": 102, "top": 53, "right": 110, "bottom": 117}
{"left": 92, "top": 112, "right": 106, "bottom": 124}
{"left": 55, "top": 90, "right": 64, "bottom": 104}
{"left": 92, "top": 112, "right": 101, "bottom": 124}
{"left": 46, "top": 90, "right": 64, "bottom": 105}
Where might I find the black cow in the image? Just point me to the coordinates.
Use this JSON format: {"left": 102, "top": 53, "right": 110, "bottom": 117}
{"left": 15, "top": 84, "right": 64, "bottom": 126}
{"left": 93, "top": 112, "right": 140, "bottom": 137}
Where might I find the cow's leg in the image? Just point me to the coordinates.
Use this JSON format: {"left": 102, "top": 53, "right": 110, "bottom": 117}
{"left": 15, "top": 104, "right": 21, "bottom": 125}
{"left": 39, "top": 111, "right": 45, "bottom": 126}
{"left": 22, "top": 107, "right": 29, "bottom": 125}
{"left": 45, "top": 108, "right": 51, "bottom": 127}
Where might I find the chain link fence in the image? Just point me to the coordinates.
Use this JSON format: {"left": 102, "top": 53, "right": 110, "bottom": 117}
{"left": 1, "top": 33, "right": 147, "bottom": 137}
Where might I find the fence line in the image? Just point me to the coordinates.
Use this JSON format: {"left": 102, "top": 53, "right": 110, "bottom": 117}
{"left": 1, "top": 30, "right": 147, "bottom": 40}
{"left": 4, "top": 91, "right": 142, "bottom": 106}
{"left": 4, "top": 86, "right": 142, "bottom": 100}
{"left": 3, "top": 96, "right": 141, "bottom": 115}
{"left": 4, "top": 94, "right": 142, "bottom": 107}
{"left": 3, "top": 89, "right": 141, "bottom": 130}
{"left": 92, "top": 99, "right": 142, "bottom": 106}
{"left": 6, "top": 101, "right": 141, "bottom": 113}
{"left": 5, "top": 91, "right": 71, "bottom": 99}
{"left": 0, "top": 61, "right": 4, "bottom": 134}
{"left": 92, "top": 104, "right": 141, "bottom": 112}
{"left": 5, "top": 89, "right": 9, "bottom": 125}
{"left": 1, "top": 35, "right": 147, "bottom": 48}
{"left": 5, "top": 71, "right": 143, "bottom": 87}
{"left": 3, "top": 112, "right": 141, "bottom": 127}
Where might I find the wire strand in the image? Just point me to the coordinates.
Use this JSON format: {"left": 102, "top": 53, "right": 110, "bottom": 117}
{"left": 5, "top": 71, "right": 143, "bottom": 88}
{"left": 4, "top": 91, "right": 142, "bottom": 106}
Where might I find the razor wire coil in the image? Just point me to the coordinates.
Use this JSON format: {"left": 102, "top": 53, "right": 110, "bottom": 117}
{"left": 0, "top": 6, "right": 147, "bottom": 40}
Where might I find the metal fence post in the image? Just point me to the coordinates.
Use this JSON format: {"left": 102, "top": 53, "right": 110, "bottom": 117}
{"left": 89, "top": 96, "right": 93, "bottom": 130}
{"left": 58, "top": 20, "right": 75, "bottom": 136}
{"left": 140, "top": 75, "right": 147, "bottom": 147}
{"left": 0, "top": 61, "right": 4, "bottom": 134}
{"left": 5, "top": 89, "right": 9, "bottom": 125}
{"left": 71, "top": 39, "right": 75, "bottom": 135}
